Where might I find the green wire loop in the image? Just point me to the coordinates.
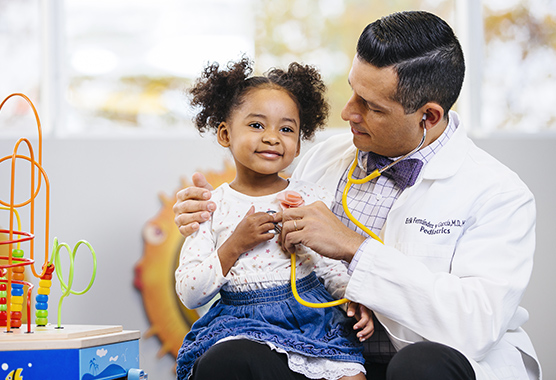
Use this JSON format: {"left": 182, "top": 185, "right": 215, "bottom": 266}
{"left": 51, "top": 237, "right": 97, "bottom": 328}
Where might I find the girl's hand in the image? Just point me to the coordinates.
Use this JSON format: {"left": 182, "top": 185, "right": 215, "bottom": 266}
{"left": 348, "top": 302, "right": 375, "bottom": 342}
{"left": 217, "top": 206, "right": 277, "bottom": 275}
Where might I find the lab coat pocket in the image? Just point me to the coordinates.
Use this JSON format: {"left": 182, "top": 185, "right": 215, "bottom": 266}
{"left": 394, "top": 242, "right": 455, "bottom": 273}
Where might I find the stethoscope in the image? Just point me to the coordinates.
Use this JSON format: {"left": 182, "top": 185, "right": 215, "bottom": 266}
{"left": 290, "top": 116, "right": 428, "bottom": 308}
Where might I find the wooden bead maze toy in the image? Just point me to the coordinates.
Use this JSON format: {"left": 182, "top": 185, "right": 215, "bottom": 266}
{"left": 0, "top": 93, "right": 97, "bottom": 333}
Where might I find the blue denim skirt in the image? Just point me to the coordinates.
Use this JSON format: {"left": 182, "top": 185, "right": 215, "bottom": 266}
{"left": 176, "top": 272, "right": 364, "bottom": 380}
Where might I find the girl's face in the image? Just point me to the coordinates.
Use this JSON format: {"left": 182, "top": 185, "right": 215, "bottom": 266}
{"left": 217, "top": 88, "right": 301, "bottom": 179}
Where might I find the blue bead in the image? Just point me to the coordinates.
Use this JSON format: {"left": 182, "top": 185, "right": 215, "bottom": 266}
{"left": 35, "top": 302, "right": 48, "bottom": 310}
{"left": 11, "top": 288, "right": 24, "bottom": 296}
{"left": 36, "top": 294, "right": 49, "bottom": 303}
{"left": 11, "top": 283, "right": 23, "bottom": 289}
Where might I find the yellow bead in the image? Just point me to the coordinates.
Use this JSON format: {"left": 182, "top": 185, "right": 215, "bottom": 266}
{"left": 39, "top": 279, "right": 52, "bottom": 288}
{"left": 11, "top": 303, "right": 22, "bottom": 312}
{"left": 11, "top": 295, "right": 23, "bottom": 305}
{"left": 38, "top": 287, "right": 50, "bottom": 295}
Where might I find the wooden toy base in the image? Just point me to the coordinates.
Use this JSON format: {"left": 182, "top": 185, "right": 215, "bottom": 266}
{"left": 0, "top": 325, "right": 141, "bottom": 380}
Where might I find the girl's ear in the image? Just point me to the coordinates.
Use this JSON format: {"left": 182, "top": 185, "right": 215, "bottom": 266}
{"left": 217, "top": 122, "right": 231, "bottom": 147}
{"left": 295, "top": 138, "right": 301, "bottom": 157}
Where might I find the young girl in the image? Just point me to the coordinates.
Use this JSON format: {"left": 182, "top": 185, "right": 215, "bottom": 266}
{"left": 175, "top": 57, "right": 367, "bottom": 380}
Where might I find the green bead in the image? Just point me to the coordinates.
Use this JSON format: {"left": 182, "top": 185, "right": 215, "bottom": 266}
{"left": 35, "top": 317, "right": 48, "bottom": 326}
{"left": 0, "top": 305, "right": 6, "bottom": 311}
{"left": 36, "top": 310, "right": 48, "bottom": 318}
{"left": 12, "top": 249, "right": 24, "bottom": 258}
{"left": 0, "top": 291, "right": 7, "bottom": 297}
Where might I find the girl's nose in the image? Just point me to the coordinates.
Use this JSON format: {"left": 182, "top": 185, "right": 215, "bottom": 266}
{"left": 262, "top": 129, "right": 280, "bottom": 144}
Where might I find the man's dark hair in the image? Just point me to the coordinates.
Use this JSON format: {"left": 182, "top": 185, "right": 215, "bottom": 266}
{"left": 356, "top": 11, "right": 465, "bottom": 116}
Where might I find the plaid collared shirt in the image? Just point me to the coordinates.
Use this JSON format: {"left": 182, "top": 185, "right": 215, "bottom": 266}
{"left": 330, "top": 117, "right": 457, "bottom": 362}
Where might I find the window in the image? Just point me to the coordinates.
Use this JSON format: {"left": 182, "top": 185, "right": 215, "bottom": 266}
{"left": 0, "top": 0, "right": 41, "bottom": 134}
{"left": 1, "top": 0, "right": 555, "bottom": 136}
{"left": 481, "top": 0, "right": 556, "bottom": 133}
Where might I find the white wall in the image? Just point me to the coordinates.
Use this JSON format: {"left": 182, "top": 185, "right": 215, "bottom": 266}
{"left": 0, "top": 130, "right": 554, "bottom": 379}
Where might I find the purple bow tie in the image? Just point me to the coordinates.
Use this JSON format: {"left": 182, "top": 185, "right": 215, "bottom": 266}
{"left": 366, "top": 151, "right": 423, "bottom": 191}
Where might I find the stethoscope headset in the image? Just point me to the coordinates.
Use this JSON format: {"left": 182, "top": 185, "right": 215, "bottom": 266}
{"left": 290, "top": 114, "right": 428, "bottom": 308}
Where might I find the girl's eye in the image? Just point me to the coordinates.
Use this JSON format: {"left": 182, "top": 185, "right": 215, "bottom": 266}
{"left": 280, "top": 126, "right": 294, "bottom": 133}
{"left": 249, "top": 122, "right": 264, "bottom": 129}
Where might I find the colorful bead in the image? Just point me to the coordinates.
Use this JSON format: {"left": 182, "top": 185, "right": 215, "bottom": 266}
{"left": 11, "top": 303, "right": 22, "bottom": 312}
{"left": 12, "top": 249, "right": 24, "bottom": 258}
{"left": 35, "top": 317, "right": 48, "bottom": 326}
{"left": 37, "top": 287, "right": 50, "bottom": 295}
{"left": 35, "top": 309, "right": 48, "bottom": 318}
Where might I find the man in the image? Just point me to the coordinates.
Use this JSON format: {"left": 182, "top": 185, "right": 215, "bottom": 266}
{"left": 173, "top": 11, "right": 541, "bottom": 380}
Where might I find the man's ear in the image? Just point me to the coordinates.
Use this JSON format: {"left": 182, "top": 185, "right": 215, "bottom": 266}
{"left": 217, "top": 122, "right": 231, "bottom": 147}
{"left": 420, "top": 103, "right": 444, "bottom": 130}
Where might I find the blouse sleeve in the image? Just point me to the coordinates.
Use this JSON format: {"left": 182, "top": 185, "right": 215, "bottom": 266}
{"left": 175, "top": 218, "right": 228, "bottom": 309}
{"left": 312, "top": 254, "right": 350, "bottom": 300}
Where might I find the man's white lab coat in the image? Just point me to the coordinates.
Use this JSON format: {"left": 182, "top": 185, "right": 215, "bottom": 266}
{"left": 292, "top": 112, "right": 541, "bottom": 379}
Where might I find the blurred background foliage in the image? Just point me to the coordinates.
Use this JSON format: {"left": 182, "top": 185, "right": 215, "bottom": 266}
{"left": 252, "top": 0, "right": 455, "bottom": 130}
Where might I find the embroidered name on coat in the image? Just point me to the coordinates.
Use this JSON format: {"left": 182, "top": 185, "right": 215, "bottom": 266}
{"left": 405, "top": 217, "right": 466, "bottom": 235}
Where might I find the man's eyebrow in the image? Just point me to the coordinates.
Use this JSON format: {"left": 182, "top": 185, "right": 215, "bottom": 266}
{"left": 347, "top": 79, "right": 388, "bottom": 112}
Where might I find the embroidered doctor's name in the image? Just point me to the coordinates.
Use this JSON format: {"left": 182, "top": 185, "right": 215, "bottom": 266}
{"left": 405, "top": 217, "right": 466, "bottom": 235}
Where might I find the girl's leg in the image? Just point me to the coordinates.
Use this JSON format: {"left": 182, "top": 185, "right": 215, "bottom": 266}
{"left": 189, "top": 339, "right": 308, "bottom": 380}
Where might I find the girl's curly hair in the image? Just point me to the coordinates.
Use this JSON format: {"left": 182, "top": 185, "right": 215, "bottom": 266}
{"left": 188, "top": 56, "right": 329, "bottom": 140}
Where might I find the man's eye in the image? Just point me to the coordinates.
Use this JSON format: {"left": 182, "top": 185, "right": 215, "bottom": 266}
{"left": 363, "top": 102, "right": 380, "bottom": 113}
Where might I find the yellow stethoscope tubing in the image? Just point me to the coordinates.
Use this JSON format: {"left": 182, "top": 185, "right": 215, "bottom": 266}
{"left": 290, "top": 122, "right": 427, "bottom": 308}
{"left": 289, "top": 161, "right": 382, "bottom": 309}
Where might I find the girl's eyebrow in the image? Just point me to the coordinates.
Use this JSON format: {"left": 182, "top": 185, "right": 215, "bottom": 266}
{"left": 245, "top": 113, "right": 298, "bottom": 126}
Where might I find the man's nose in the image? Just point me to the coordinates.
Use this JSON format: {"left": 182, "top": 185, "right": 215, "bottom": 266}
{"left": 340, "top": 94, "right": 363, "bottom": 124}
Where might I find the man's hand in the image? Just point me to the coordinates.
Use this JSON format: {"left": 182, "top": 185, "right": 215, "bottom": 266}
{"left": 173, "top": 172, "right": 216, "bottom": 238}
{"left": 278, "top": 201, "right": 366, "bottom": 263}
{"left": 348, "top": 302, "right": 375, "bottom": 342}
